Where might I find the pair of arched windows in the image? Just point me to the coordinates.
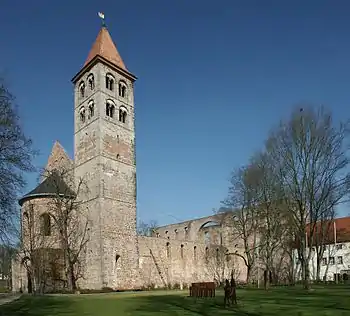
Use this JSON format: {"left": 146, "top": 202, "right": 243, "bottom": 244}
{"left": 106, "top": 100, "right": 128, "bottom": 123}
{"left": 79, "top": 73, "right": 95, "bottom": 98}
{"left": 105, "top": 73, "right": 127, "bottom": 98}
{"left": 79, "top": 100, "right": 95, "bottom": 123}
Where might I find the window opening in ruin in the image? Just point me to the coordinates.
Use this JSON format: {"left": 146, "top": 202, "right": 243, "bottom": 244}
{"left": 216, "top": 248, "right": 219, "bottom": 261}
{"left": 106, "top": 74, "right": 114, "bottom": 91}
{"left": 106, "top": 101, "right": 115, "bottom": 118}
{"left": 174, "top": 229, "right": 178, "bottom": 240}
{"left": 80, "top": 107, "right": 86, "bottom": 123}
{"left": 180, "top": 244, "right": 184, "bottom": 259}
{"left": 204, "top": 231, "right": 210, "bottom": 244}
{"left": 205, "top": 247, "right": 209, "bottom": 263}
{"left": 119, "top": 81, "right": 127, "bottom": 98}
{"left": 193, "top": 246, "right": 197, "bottom": 261}
{"left": 88, "top": 74, "right": 95, "bottom": 90}
{"left": 116, "top": 254, "right": 121, "bottom": 263}
{"left": 184, "top": 227, "right": 188, "bottom": 239}
{"left": 41, "top": 213, "right": 51, "bottom": 236}
{"left": 116, "top": 154, "right": 120, "bottom": 159}
{"left": 119, "top": 108, "right": 127, "bottom": 123}
{"left": 88, "top": 101, "right": 94, "bottom": 118}
{"left": 166, "top": 242, "right": 170, "bottom": 258}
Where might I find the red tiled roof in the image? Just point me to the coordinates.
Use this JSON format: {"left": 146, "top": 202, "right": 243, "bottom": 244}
{"left": 84, "top": 27, "right": 127, "bottom": 71}
{"left": 306, "top": 216, "right": 350, "bottom": 245}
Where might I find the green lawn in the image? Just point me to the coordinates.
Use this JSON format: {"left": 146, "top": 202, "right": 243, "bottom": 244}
{"left": 1, "top": 286, "right": 350, "bottom": 316}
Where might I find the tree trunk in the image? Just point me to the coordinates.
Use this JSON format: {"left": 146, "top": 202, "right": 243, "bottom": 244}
{"left": 303, "top": 260, "right": 310, "bottom": 290}
{"left": 246, "top": 265, "right": 252, "bottom": 284}
{"left": 316, "top": 257, "right": 321, "bottom": 282}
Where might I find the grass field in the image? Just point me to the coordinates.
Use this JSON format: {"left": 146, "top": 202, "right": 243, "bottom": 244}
{"left": 1, "top": 286, "right": 350, "bottom": 316}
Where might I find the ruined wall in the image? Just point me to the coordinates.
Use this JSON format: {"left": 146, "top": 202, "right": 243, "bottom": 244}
{"left": 138, "top": 214, "right": 248, "bottom": 288}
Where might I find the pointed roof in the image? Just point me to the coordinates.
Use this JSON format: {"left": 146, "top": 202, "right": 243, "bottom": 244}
{"left": 44, "top": 141, "right": 73, "bottom": 176}
{"left": 84, "top": 26, "right": 127, "bottom": 71}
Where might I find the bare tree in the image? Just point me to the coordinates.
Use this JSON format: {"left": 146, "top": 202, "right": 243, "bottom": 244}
{"left": 0, "top": 79, "right": 36, "bottom": 244}
{"left": 19, "top": 202, "right": 55, "bottom": 294}
{"left": 206, "top": 245, "right": 240, "bottom": 286}
{"left": 44, "top": 168, "right": 90, "bottom": 292}
{"left": 249, "top": 153, "right": 287, "bottom": 289}
{"left": 264, "top": 105, "right": 350, "bottom": 289}
{"left": 137, "top": 220, "right": 158, "bottom": 237}
{"left": 222, "top": 166, "right": 260, "bottom": 283}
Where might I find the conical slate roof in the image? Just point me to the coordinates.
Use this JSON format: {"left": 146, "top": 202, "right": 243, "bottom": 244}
{"left": 19, "top": 171, "right": 75, "bottom": 206}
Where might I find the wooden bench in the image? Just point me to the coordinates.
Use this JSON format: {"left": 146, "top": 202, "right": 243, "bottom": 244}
{"left": 189, "top": 282, "right": 216, "bottom": 298}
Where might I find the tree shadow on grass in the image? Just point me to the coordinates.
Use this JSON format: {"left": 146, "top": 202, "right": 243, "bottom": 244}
{"left": 0, "top": 295, "right": 76, "bottom": 316}
{"left": 126, "top": 293, "right": 261, "bottom": 316}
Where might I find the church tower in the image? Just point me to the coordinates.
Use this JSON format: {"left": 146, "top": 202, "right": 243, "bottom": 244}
{"left": 72, "top": 20, "right": 138, "bottom": 289}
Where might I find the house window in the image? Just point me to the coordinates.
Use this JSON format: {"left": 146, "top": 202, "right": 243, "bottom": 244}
{"left": 88, "top": 100, "right": 94, "bottom": 118}
{"left": 180, "top": 244, "right": 184, "bottom": 259}
{"left": 336, "top": 244, "right": 343, "bottom": 250}
{"left": 106, "top": 101, "right": 115, "bottom": 118}
{"left": 118, "top": 108, "right": 127, "bottom": 124}
{"left": 106, "top": 74, "right": 114, "bottom": 91}
{"left": 166, "top": 242, "right": 170, "bottom": 258}
{"left": 322, "top": 258, "right": 327, "bottom": 266}
{"left": 79, "top": 107, "right": 86, "bottom": 123}
{"left": 329, "top": 257, "right": 335, "bottom": 265}
{"left": 79, "top": 81, "right": 85, "bottom": 98}
{"left": 88, "top": 74, "right": 95, "bottom": 90}
{"left": 41, "top": 213, "right": 51, "bottom": 236}
{"left": 337, "top": 256, "right": 343, "bottom": 264}
{"left": 118, "top": 80, "right": 127, "bottom": 98}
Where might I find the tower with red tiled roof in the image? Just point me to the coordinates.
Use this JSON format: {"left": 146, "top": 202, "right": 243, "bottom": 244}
{"left": 72, "top": 18, "right": 139, "bottom": 290}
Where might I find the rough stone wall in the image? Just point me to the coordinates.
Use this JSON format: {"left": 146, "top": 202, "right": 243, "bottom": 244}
{"left": 74, "top": 61, "right": 139, "bottom": 290}
{"left": 138, "top": 213, "right": 249, "bottom": 288}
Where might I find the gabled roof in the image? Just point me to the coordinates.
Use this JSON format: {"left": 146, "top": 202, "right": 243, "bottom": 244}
{"left": 19, "top": 171, "right": 75, "bottom": 206}
{"left": 84, "top": 26, "right": 127, "bottom": 71}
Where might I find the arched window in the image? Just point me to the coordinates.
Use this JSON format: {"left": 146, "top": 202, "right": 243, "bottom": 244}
{"left": 79, "top": 81, "right": 85, "bottom": 98}
{"left": 216, "top": 248, "right": 219, "bottom": 261}
{"left": 88, "top": 100, "right": 94, "bottom": 118}
{"left": 116, "top": 254, "right": 120, "bottom": 263}
{"left": 41, "top": 213, "right": 51, "bottom": 236}
{"left": 180, "top": 244, "right": 184, "bottom": 259}
{"left": 193, "top": 246, "right": 197, "bottom": 261}
{"left": 118, "top": 107, "right": 127, "bottom": 123}
{"left": 118, "top": 80, "right": 127, "bottom": 98}
{"left": 106, "top": 73, "right": 114, "bottom": 91}
{"left": 79, "top": 107, "right": 86, "bottom": 123}
{"left": 205, "top": 247, "right": 209, "bottom": 262}
{"left": 166, "top": 242, "right": 170, "bottom": 258}
{"left": 88, "top": 74, "right": 95, "bottom": 90}
{"left": 106, "top": 100, "right": 115, "bottom": 118}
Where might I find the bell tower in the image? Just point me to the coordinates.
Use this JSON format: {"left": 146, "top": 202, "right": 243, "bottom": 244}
{"left": 72, "top": 16, "right": 139, "bottom": 289}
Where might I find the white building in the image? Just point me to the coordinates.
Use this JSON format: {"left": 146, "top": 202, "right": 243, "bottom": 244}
{"left": 294, "top": 217, "right": 350, "bottom": 282}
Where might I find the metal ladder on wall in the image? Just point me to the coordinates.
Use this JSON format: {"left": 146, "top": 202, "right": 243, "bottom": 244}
{"left": 149, "top": 248, "right": 167, "bottom": 287}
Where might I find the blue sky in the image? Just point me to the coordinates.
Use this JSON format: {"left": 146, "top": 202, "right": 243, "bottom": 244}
{"left": 1, "top": 0, "right": 350, "bottom": 225}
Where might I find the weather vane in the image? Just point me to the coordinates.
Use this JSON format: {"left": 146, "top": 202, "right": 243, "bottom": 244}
{"left": 98, "top": 12, "right": 106, "bottom": 27}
